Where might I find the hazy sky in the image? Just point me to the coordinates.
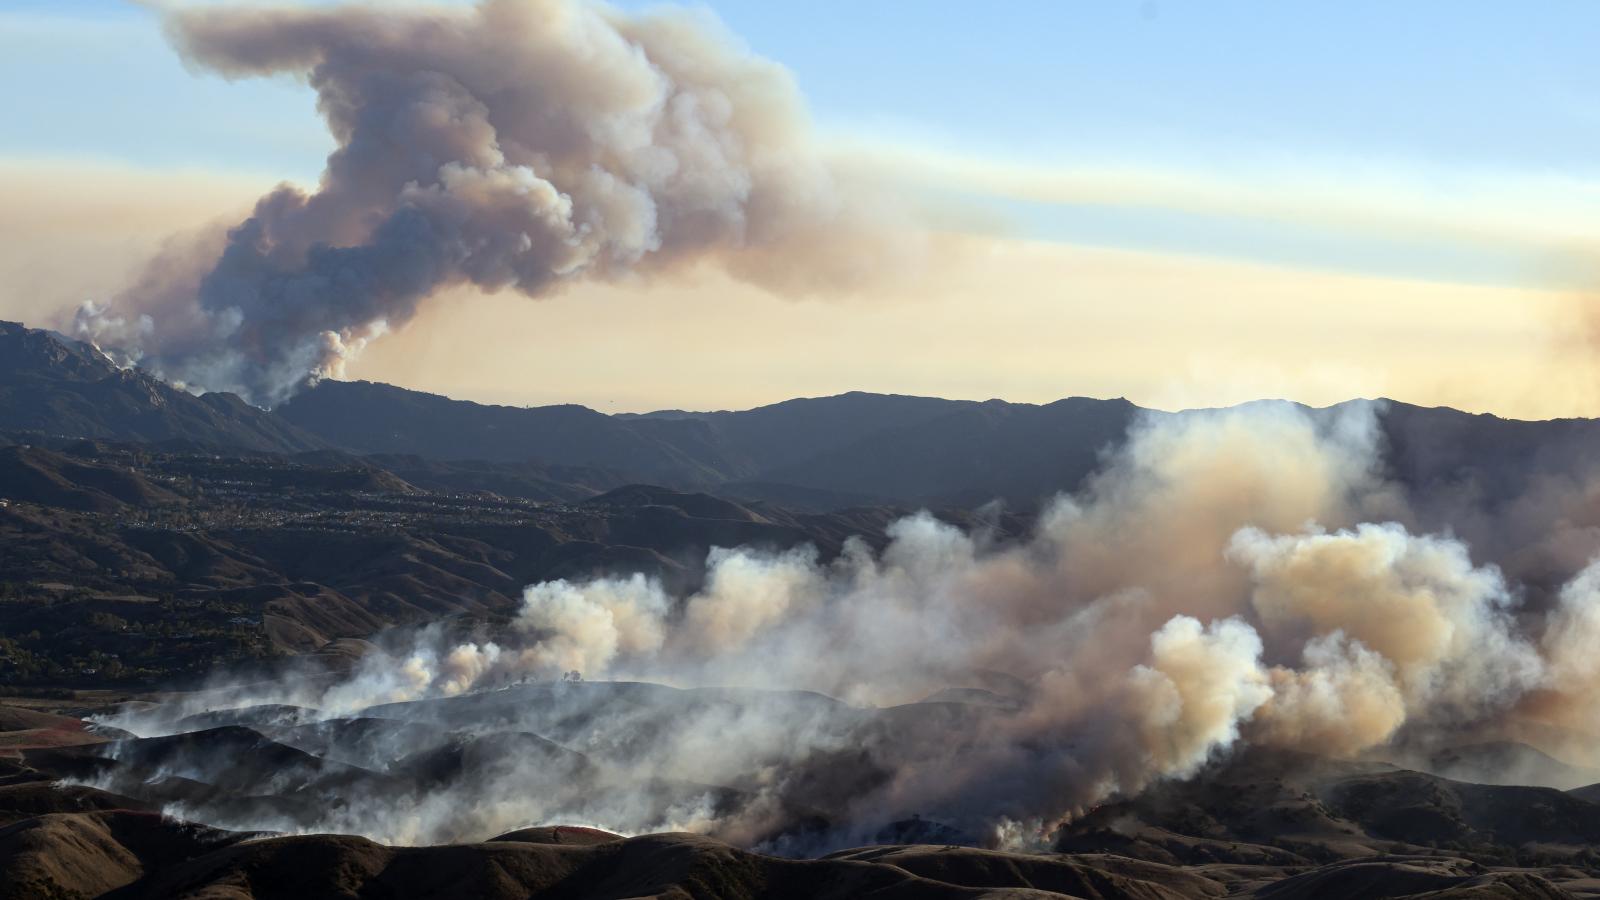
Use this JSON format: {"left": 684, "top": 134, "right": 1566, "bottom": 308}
{"left": 4, "top": 1, "right": 1600, "bottom": 416}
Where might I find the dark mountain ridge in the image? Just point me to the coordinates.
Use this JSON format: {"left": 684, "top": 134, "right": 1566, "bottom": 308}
{"left": 275, "top": 378, "right": 746, "bottom": 486}
{"left": 0, "top": 322, "right": 325, "bottom": 454}
{"left": 272, "top": 379, "right": 1153, "bottom": 507}
{"left": 15, "top": 318, "right": 1600, "bottom": 520}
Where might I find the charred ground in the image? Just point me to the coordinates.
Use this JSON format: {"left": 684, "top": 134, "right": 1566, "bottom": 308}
{"left": 7, "top": 694, "right": 1600, "bottom": 898}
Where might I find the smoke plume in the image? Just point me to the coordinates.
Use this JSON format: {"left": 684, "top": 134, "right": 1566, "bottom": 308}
{"left": 72, "top": 0, "right": 915, "bottom": 405}
{"left": 98, "top": 400, "right": 1600, "bottom": 850}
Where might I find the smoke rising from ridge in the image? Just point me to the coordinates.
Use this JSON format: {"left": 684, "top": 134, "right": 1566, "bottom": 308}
{"left": 71, "top": 0, "right": 917, "bottom": 406}
{"left": 97, "top": 400, "right": 1600, "bottom": 850}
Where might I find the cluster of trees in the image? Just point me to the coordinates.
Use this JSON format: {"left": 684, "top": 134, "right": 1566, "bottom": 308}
{"left": 0, "top": 633, "right": 146, "bottom": 682}
{"left": 0, "top": 581, "right": 274, "bottom": 686}
{"left": 0, "top": 635, "right": 53, "bottom": 681}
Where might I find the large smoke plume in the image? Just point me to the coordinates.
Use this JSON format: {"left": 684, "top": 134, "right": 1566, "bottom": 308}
{"left": 72, "top": 0, "right": 914, "bottom": 405}
{"left": 98, "top": 401, "right": 1600, "bottom": 850}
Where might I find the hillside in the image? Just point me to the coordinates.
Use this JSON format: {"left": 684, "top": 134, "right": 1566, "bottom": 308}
{"left": 275, "top": 382, "right": 1140, "bottom": 507}
{"left": 3, "top": 699, "right": 1597, "bottom": 899}
{"left": 0, "top": 441, "right": 959, "bottom": 685}
{"left": 0, "top": 322, "right": 325, "bottom": 454}
{"left": 274, "top": 379, "right": 747, "bottom": 486}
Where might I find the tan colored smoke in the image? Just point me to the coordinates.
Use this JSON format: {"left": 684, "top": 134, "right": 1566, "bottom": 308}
{"left": 73, "top": 0, "right": 920, "bottom": 405}
{"left": 1127, "top": 616, "right": 1272, "bottom": 778}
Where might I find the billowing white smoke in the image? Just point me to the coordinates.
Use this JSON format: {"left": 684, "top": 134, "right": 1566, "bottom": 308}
{"left": 72, "top": 0, "right": 916, "bottom": 405}
{"left": 1128, "top": 616, "right": 1272, "bottom": 779}
{"left": 101, "top": 400, "right": 1600, "bottom": 847}
{"left": 517, "top": 573, "right": 670, "bottom": 675}
{"left": 1506, "top": 560, "right": 1600, "bottom": 757}
{"left": 1233, "top": 523, "right": 1542, "bottom": 749}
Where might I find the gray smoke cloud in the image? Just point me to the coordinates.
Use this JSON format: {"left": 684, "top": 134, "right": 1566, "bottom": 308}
{"left": 71, "top": 0, "right": 917, "bottom": 406}
{"left": 101, "top": 400, "right": 1600, "bottom": 851}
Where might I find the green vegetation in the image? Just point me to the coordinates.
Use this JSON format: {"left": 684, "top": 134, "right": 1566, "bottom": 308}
{"left": 0, "top": 583, "right": 274, "bottom": 687}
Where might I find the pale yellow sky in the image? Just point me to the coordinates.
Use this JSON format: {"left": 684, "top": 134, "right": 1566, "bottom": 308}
{"left": 3, "top": 159, "right": 1594, "bottom": 419}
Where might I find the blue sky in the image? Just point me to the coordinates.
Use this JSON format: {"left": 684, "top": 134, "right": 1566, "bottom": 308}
{"left": 689, "top": 1, "right": 1600, "bottom": 174}
{"left": 12, "top": 0, "right": 1600, "bottom": 175}
{"left": 6, "top": 0, "right": 1600, "bottom": 291}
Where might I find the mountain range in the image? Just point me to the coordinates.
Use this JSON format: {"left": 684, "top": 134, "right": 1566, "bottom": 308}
{"left": 10, "top": 319, "right": 1600, "bottom": 514}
